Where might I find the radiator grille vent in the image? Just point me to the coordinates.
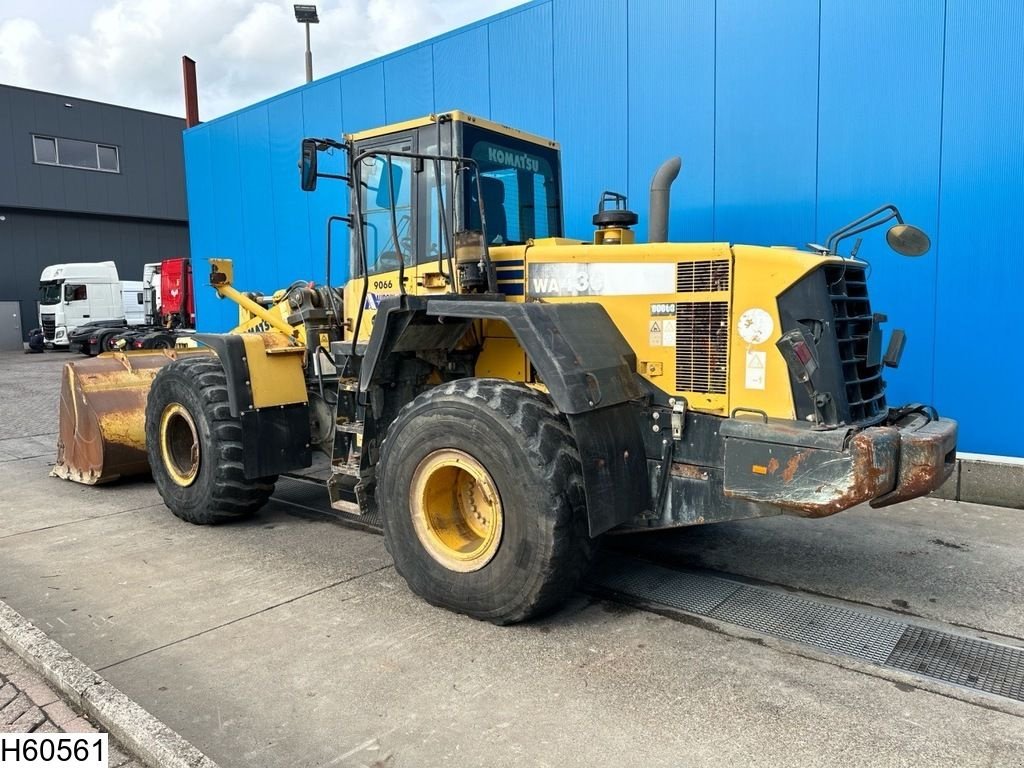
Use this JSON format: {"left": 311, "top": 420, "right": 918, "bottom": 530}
{"left": 41, "top": 314, "right": 55, "bottom": 341}
{"left": 675, "top": 301, "right": 729, "bottom": 394}
{"left": 676, "top": 260, "right": 730, "bottom": 293}
{"left": 823, "top": 264, "right": 886, "bottom": 421}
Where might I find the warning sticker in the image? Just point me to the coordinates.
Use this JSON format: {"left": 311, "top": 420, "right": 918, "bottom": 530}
{"left": 745, "top": 350, "right": 766, "bottom": 390}
{"left": 662, "top": 319, "right": 676, "bottom": 347}
{"left": 649, "top": 320, "right": 662, "bottom": 347}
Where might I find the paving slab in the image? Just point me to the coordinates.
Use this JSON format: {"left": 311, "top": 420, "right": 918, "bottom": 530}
{"left": 0, "top": 462, "right": 163, "bottom": 538}
{"left": 0, "top": 352, "right": 66, "bottom": 440}
{"left": 0, "top": 433, "right": 59, "bottom": 461}
{"left": 0, "top": 498, "right": 391, "bottom": 669}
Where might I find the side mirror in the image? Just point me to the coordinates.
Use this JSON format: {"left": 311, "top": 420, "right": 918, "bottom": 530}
{"left": 886, "top": 224, "right": 930, "bottom": 257}
{"left": 299, "top": 139, "right": 318, "bottom": 191}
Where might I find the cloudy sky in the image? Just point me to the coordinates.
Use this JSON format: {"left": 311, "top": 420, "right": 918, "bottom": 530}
{"left": 0, "top": 0, "right": 522, "bottom": 118}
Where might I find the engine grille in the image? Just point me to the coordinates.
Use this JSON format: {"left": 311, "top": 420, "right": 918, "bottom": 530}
{"left": 823, "top": 264, "right": 886, "bottom": 421}
{"left": 675, "top": 301, "right": 729, "bottom": 394}
{"left": 676, "top": 260, "right": 730, "bottom": 293}
{"left": 41, "top": 313, "right": 55, "bottom": 341}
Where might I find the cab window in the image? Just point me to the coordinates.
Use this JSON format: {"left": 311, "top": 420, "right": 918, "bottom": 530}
{"left": 64, "top": 284, "right": 87, "bottom": 302}
{"left": 39, "top": 282, "right": 61, "bottom": 305}
{"left": 359, "top": 150, "right": 413, "bottom": 275}
{"left": 422, "top": 152, "right": 453, "bottom": 265}
{"left": 463, "top": 129, "right": 562, "bottom": 245}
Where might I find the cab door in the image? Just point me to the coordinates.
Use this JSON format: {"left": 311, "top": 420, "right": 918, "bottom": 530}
{"left": 343, "top": 133, "right": 417, "bottom": 341}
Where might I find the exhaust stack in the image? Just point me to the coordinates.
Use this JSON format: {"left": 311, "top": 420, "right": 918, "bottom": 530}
{"left": 182, "top": 56, "right": 200, "bottom": 128}
{"left": 648, "top": 156, "right": 682, "bottom": 243}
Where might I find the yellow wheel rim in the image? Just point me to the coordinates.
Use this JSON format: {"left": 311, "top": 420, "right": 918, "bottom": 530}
{"left": 159, "top": 403, "right": 200, "bottom": 487}
{"left": 410, "top": 449, "right": 504, "bottom": 572}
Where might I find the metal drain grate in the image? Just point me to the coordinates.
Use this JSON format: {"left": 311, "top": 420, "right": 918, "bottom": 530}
{"left": 273, "top": 475, "right": 383, "bottom": 531}
{"left": 887, "top": 627, "right": 1024, "bottom": 701}
{"left": 595, "top": 557, "right": 741, "bottom": 615}
{"left": 710, "top": 586, "right": 907, "bottom": 665}
{"left": 589, "top": 556, "right": 1024, "bottom": 702}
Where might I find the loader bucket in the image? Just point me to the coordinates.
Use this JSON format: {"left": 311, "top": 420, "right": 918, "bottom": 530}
{"left": 52, "top": 349, "right": 212, "bottom": 485}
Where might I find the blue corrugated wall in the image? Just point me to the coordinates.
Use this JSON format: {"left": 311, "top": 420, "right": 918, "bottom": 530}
{"left": 184, "top": 0, "right": 1022, "bottom": 457}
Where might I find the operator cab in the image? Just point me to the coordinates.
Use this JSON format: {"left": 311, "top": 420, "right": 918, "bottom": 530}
{"left": 347, "top": 113, "right": 563, "bottom": 275}
{"left": 301, "top": 112, "right": 564, "bottom": 288}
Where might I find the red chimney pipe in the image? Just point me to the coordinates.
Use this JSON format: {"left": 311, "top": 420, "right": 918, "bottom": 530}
{"left": 182, "top": 56, "right": 200, "bottom": 128}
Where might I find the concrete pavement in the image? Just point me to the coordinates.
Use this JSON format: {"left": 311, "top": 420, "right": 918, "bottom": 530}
{"left": 0, "top": 351, "right": 1021, "bottom": 767}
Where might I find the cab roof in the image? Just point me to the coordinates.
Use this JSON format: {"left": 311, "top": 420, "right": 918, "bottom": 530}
{"left": 345, "top": 110, "right": 559, "bottom": 151}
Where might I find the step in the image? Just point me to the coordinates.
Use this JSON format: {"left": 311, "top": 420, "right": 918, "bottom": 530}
{"left": 331, "top": 460, "right": 361, "bottom": 477}
{"left": 330, "top": 498, "right": 362, "bottom": 515}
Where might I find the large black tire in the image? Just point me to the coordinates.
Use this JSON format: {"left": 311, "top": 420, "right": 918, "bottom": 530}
{"left": 377, "top": 378, "right": 593, "bottom": 624}
{"left": 145, "top": 356, "right": 276, "bottom": 524}
{"left": 95, "top": 330, "right": 118, "bottom": 355}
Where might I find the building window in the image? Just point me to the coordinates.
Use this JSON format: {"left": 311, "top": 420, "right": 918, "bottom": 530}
{"left": 32, "top": 135, "right": 120, "bottom": 173}
{"left": 97, "top": 145, "right": 119, "bottom": 171}
{"left": 33, "top": 136, "right": 57, "bottom": 164}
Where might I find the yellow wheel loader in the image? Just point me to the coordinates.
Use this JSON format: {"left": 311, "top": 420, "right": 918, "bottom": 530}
{"left": 54, "top": 111, "right": 957, "bottom": 624}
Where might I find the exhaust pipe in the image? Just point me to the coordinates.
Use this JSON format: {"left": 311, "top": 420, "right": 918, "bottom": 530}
{"left": 648, "top": 156, "right": 682, "bottom": 243}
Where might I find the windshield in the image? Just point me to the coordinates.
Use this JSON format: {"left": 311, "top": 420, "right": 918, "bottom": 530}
{"left": 39, "top": 281, "right": 62, "bottom": 305}
{"left": 463, "top": 125, "right": 562, "bottom": 245}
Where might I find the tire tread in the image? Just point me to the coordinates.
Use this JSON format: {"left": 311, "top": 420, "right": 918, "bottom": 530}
{"left": 146, "top": 356, "right": 275, "bottom": 524}
{"left": 379, "top": 378, "right": 594, "bottom": 624}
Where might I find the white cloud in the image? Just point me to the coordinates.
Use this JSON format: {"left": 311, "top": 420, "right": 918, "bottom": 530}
{"left": 0, "top": 17, "right": 65, "bottom": 86}
{"left": 0, "top": 0, "right": 522, "bottom": 118}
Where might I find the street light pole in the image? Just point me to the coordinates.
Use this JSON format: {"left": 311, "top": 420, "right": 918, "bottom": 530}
{"left": 294, "top": 5, "right": 319, "bottom": 84}
{"left": 304, "top": 22, "right": 313, "bottom": 83}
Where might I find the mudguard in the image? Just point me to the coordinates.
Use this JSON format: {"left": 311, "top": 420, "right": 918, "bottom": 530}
{"left": 194, "top": 332, "right": 312, "bottom": 478}
{"left": 362, "top": 297, "right": 651, "bottom": 536}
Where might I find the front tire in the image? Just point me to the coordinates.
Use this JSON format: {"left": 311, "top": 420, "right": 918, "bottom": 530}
{"left": 377, "top": 378, "right": 592, "bottom": 624}
{"left": 145, "top": 356, "right": 276, "bottom": 524}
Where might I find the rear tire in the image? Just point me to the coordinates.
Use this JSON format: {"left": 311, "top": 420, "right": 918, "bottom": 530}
{"left": 146, "top": 356, "right": 276, "bottom": 524}
{"left": 377, "top": 378, "right": 592, "bottom": 624}
{"left": 95, "top": 330, "right": 117, "bottom": 355}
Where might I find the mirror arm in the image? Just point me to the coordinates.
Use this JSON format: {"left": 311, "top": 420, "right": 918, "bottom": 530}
{"left": 830, "top": 213, "right": 898, "bottom": 256}
{"left": 312, "top": 138, "right": 345, "bottom": 152}
{"left": 826, "top": 204, "right": 903, "bottom": 254}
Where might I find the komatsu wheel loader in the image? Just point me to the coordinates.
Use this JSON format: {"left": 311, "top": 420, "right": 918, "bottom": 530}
{"left": 54, "top": 111, "right": 957, "bottom": 624}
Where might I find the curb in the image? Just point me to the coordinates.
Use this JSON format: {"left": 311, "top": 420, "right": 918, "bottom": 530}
{"left": 0, "top": 600, "right": 219, "bottom": 768}
{"left": 931, "top": 456, "right": 1024, "bottom": 510}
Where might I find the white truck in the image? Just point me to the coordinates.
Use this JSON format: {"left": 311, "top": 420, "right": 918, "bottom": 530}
{"left": 121, "top": 280, "right": 147, "bottom": 325}
{"left": 37, "top": 262, "right": 146, "bottom": 348}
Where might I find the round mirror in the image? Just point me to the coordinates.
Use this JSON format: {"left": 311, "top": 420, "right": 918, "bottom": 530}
{"left": 886, "top": 224, "right": 931, "bottom": 257}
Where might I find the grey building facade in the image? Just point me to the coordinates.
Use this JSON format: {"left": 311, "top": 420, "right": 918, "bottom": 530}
{"left": 0, "top": 85, "right": 189, "bottom": 345}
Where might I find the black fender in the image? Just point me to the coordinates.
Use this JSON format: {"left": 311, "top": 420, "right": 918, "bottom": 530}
{"left": 360, "top": 297, "right": 651, "bottom": 536}
{"left": 193, "top": 333, "right": 311, "bottom": 478}
{"left": 193, "top": 333, "right": 255, "bottom": 415}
